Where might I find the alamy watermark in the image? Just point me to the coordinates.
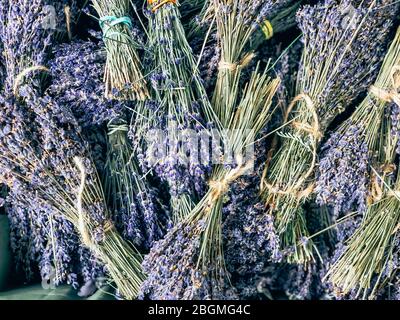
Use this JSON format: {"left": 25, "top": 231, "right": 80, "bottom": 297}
{"left": 143, "top": 128, "right": 256, "bottom": 173}
{"left": 41, "top": 5, "right": 57, "bottom": 30}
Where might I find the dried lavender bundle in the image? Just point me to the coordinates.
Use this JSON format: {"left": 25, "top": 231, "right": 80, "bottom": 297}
{"left": 0, "top": 0, "right": 145, "bottom": 299}
{"left": 140, "top": 66, "right": 279, "bottom": 299}
{"left": 0, "top": 89, "right": 146, "bottom": 299}
{"left": 260, "top": 0, "right": 399, "bottom": 264}
{"left": 324, "top": 148, "right": 399, "bottom": 299}
{"left": 222, "top": 173, "right": 282, "bottom": 298}
{"left": 104, "top": 120, "right": 170, "bottom": 250}
{"left": 211, "top": 0, "right": 293, "bottom": 126}
{"left": 322, "top": 28, "right": 400, "bottom": 299}
{"left": 316, "top": 27, "right": 400, "bottom": 219}
{"left": 131, "top": 0, "right": 218, "bottom": 223}
{"left": 47, "top": 39, "right": 167, "bottom": 250}
{"left": 189, "top": 0, "right": 301, "bottom": 91}
{"left": 91, "top": 0, "right": 148, "bottom": 100}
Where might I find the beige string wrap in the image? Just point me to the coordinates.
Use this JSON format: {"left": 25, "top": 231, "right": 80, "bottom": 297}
{"left": 74, "top": 157, "right": 114, "bottom": 252}
{"left": 369, "top": 66, "right": 400, "bottom": 107}
{"left": 13, "top": 66, "right": 50, "bottom": 97}
{"left": 64, "top": 6, "right": 72, "bottom": 41}
{"left": 368, "top": 164, "right": 396, "bottom": 204}
{"left": 218, "top": 52, "right": 255, "bottom": 71}
{"left": 261, "top": 93, "right": 322, "bottom": 202}
{"left": 206, "top": 160, "right": 254, "bottom": 210}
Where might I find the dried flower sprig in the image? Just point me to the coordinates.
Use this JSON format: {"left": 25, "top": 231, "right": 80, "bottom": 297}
{"left": 91, "top": 0, "right": 148, "bottom": 100}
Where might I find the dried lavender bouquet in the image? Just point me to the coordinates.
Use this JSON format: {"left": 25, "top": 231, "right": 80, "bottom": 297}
{"left": 131, "top": 0, "right": 218, "bottom": 223}
{"left": 91, "top": 0, "right": 148, "bottom": 100}
{"left": 322, "top": 27, "right": 400, "bottom": 299}
{"left": 0, "top": 0, "right": 145, "bottom": 299}
{"left": 105, "top": 119, "right": 169, "bottom": 250}
{"left": 140, "top": 64, "right": 280, "bottom": 299}
{"left": 47, "top": 39, "right": 168, "bottom": 251}
{"left": 188, "top": 0, "right": 301, "bottom": 91}
{"left": 324, "top": 128, "right": 399, "bottom": 299}
{"left": 316, "top": 26, "right": 400, "bottom": 220}
{"left": 0, "top": 89, "right": 146, "bottom": 299}
{"left": 260, "top": 0, "right": 398, "bottom": 264}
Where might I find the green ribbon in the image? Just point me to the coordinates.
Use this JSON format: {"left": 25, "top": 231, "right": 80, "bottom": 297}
{"left": 99, "top": 16, "right": 132, "bottom": 39}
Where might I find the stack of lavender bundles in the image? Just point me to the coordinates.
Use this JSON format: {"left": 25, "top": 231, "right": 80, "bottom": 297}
{"left": 260, "top": 0, "right": 399, "bottom": 264}
{"left": 319, "top": 26, "right": 400, "bottom": 300}
{"left": 2, "top": 0, "right": 400, "bottom": 302}
{"left": 0, "top": 0, "right": 145, "bottom": 299}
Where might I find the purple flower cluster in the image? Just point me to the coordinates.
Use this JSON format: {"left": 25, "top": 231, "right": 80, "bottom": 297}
{"left": 222, "top": 177, "right": 282, "bottom": 298}
{"left": 48, "top": 40, "right": 125, "bottom": 128}
{"left": 316, "top": 125, "right": 369, "bottom": 218}
{"left": 6, "top": 188, "right": 105, "bottom": 287}
{"left": 140, "top": 219, "right": 237, "bottom": 299}
{"left": 115, "top": 178, "right": 170, "bottom": 251}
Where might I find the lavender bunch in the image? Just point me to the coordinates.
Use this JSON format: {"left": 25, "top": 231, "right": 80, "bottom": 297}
{"left": 140, "top": 64, "right": 279, "bottom": 299}
{"left": 91, "top": 0, "right": 148, "bottom": 100}
{"left": 47, "top": 39, "right": 167, "bottom": 249}
{"left": 6, "top": 187, "right": 105, "bottom": 289}
{"left": 104, "top": 120, "right": 170, "bottom": 250}
{"left": 316, "top": 125, "right": 369, "bottom": 218}
{"left": 189, "top": 0, "right": 301, "bottom": 91}
{"left": 323, "top": 27, "right": 400, "bottom": 299}
{"left": 211, "top": 0, "right": 297, "bottom": 126}
{"left": 131, "top": 0, "right": 217, "bottom": 222}
{"left": 0, "top": 89, "right": 146, "bottom": 299}
{"left": 222, "top": 182, "right": 282, "bottom": 298}
{"left": 316, "top": 26, "right": 400, "bottom": 219}
{"left": 0, "top": 0, "right": 145, "bottom": 299}
{"left": 260, "top": 0, "right": 399, "bottom": 264}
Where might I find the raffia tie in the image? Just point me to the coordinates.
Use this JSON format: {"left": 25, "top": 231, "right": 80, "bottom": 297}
{"left": 218, "top": 52, "right": 255, "bottom": 71}
{"left": 13, "top": 66, "right": 50, "bottom": 97}
{"left": 148, "top": 0, "right": 176, "bottom": 12}
{"left": 74, "top": 157, "right": 114, "bottom": 252}
{"left": 107, "top": 123, "right": 129, "bottom": 135}
{"left": 262, "top": 93, "right": 321, "bottom": 201}
{"left": 369, "top": 65, "right": 400, "bottom": 107}
{"left": 368, "top": 164, "right": 396, "bottom": 204}
{"left": 64, "top": 6, "right": 72, "bottom": 40}
{"left": 207, "top": 160, "right": 253, "bottom": 205}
